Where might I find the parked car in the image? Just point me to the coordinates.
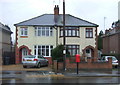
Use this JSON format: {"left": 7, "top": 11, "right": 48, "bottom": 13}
{"left": 101, "top": 56, "right": 118, "bottom": 67}
{"left": 22, "top": 55, "right": 48, "bottom": 68}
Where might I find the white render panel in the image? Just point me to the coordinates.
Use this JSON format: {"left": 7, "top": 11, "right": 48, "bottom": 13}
{"left": 58, "top": 27, "right": 96, "bottom": 54}
{"left": 17, "top": 26, "right": 56, "bottom": 55}
{"left": 17, "top": 26, "right": 97, "bottom": 55}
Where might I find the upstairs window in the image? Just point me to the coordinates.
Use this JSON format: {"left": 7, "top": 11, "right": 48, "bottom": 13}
{"left": 60, "top": 27, "right": 79, "bottom": 37}
{"left": 20, "top": 28, "right": 28, "bottom": 36}
{"left": 35, "top": 27, "right": 53, "bottom": 36}
{"left": 86, "top": 28, "right": 93, "bottom": 38}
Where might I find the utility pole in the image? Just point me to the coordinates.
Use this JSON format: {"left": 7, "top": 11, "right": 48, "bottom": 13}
{"left": 104, "top": 17, "right": 106, "bottom": 31}
{"left": 63, "top": 0, "right": 66, "bottom": 71}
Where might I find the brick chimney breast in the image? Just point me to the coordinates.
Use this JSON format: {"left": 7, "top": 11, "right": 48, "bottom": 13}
{"left": 54, "top": 5, "right": 59, "bottom": 24}
{"left": 54, "top": 5, "right": 59, "bottom": 15}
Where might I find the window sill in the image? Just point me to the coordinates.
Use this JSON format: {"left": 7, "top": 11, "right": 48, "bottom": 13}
{"left": 86, "top": 37, "right": 93, "bottom": 38}
{"left": 60, "top": 36, "right": 80, "bottom": 38}
{"left": 20, "top": 36, "right": 28, "bottom": 38}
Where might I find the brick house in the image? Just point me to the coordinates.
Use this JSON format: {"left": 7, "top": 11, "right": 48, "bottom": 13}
{"left": 102, "top": 20, "right": 120, "bottom": 56}
{"left": 14, "top": 5, "right": 98, "bottom": 64}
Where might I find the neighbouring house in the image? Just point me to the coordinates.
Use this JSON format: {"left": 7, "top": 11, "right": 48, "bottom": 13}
{"left": 0, "top": 22, "right": 13, "bottom": 65}
{"left": 102, "top": 20, "right": 120, "bottom": 58}
{"left": 14, "top": 5, "right": 98, "bottom": 64}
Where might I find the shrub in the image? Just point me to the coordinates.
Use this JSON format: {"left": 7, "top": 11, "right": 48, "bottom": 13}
{"left": 51, "top": 44, "right": 70, "bottom": 62}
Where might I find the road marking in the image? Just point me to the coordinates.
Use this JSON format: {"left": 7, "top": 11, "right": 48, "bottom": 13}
{"left": 26, "top": 74, "right": 64, "bottom": 78}
{"left": 0, "top": 78, "right": 21, "bottom": 80}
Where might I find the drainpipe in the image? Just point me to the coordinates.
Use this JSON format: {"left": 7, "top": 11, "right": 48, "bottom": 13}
{"left": 54, "top": 26, "right": 58, "bottom": 46}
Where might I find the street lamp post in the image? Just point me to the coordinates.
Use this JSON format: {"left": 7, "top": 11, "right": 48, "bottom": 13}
{"left": 63, "top": 0, "right": 66, "bottom": 71}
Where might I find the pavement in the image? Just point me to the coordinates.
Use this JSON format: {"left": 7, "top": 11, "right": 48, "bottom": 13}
{"left": 1, "top": 64, "right": 52, "bottom": 71}
{"left": 1, "top": 64, "right": 120, "bottom": 78}
{"left": 63, "top": 71, "right": 120, "bottom": 77}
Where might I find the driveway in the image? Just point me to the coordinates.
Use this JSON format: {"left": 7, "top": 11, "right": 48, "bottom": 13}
{"left": 0, "top": 64, "right": 52, "bottom": 71}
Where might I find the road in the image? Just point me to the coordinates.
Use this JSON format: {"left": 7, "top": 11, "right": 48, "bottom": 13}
{"left": 1, "top": 70, "right": 119, "bottom": 84}
{"left": 0, "top": 65, "right": 119, "bottom": 84}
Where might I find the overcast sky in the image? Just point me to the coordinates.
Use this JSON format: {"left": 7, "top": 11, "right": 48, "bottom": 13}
{"left": 0, "top": 0, "right": 119, "bottom": 42}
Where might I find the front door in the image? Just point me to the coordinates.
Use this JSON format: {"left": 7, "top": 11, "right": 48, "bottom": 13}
{"left": 22, "top": 48, "right": 28, "bottom": 60}
{"left": 85, "top": 48, "right": 92, "bottom": 57}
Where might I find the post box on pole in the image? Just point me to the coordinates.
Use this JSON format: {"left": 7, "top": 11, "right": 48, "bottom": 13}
{"left": 75, "top": 54, "right": 80, "bottom": 74}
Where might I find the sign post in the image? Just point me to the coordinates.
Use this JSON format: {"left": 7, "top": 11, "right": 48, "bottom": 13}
{"left": 75, "top": 54, "right": 80, "bottom": 74}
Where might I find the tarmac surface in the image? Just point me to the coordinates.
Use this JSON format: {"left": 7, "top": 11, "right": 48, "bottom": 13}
{"left": 1, "top": 64, "right": 120, "bottom": 77}
{"left": 0, "top": 64, "right": 120, "bottom": 84}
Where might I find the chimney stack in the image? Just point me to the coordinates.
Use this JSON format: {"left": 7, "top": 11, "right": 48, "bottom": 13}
{"left": 54, "top": 5, "right": 59, "bottom": 15}
{"left": 54, "top": 5, "right": 59, "bottom": 24}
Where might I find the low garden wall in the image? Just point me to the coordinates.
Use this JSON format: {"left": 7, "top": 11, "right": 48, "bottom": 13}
{"left": 53, "top": 57, "right": 112, "bottom": 71}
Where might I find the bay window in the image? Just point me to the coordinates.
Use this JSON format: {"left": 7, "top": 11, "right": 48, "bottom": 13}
{"left": 34, "top": 45, "right": 53, "bottom": 57}
{"left": 66, "top": 45, "right": 79, "bottom": 56}
{"left": 60, "top": 27, "right": 79, "bottom": 37}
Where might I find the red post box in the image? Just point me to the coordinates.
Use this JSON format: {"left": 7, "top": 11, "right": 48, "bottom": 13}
{"left": 75, "top": 54, "right": 80, "bottom": 62}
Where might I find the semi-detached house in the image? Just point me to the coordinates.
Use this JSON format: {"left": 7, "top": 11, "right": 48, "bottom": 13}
{"left": 14, "top": 5, "right": 99, "bottom": 64}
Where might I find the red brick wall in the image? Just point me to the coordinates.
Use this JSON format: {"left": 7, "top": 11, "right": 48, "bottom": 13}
{"left": 102, "top": 33, "right": 120, "bottom": 54}
{"left": 45, "top": 57, "right": 52, "bottom": 65}
{"left": 57, "top": 58, "right": 112, "bottom": 70}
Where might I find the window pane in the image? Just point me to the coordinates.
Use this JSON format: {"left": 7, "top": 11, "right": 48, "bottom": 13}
{"left": 72, "top": 30, "right": 76, "bottom": 36}
{"left": 60, "top": 30, "right": 63, "bottom": 36}
{"left": 90, "top": 32, "right": 92, "bottom": 37}
{"left": 21, "top": 29, "right": 24, "bottom": 35}
{"left": 38, "top": 49, "right": 41, "bottom": 56}
{"left": 25, "top": 30, "right": 27, "bottom": 35}
{"left": 46, "top": 27, "right": 49, "bottom": 36}
{"left": 86, "top": 49, "right": 90, "bottom": 53}
{"left": 68, "top": 30, "right": 71, "bottom": 36}
{"left": 37, "top": 28, "right": 39, "bottom": 36}
{"left": 34, "top": 49, "right": 36, "bottom": 55}
{"left": 42, "top": 46, "right": 45, "bottom": 48}
{"left": 73, "top": 49, "right": 76, "bottom": 55}
{"left": 42, "top": 28, "right": 45, "bottom": 36}
{"left": 38, "top": 46, "right": 41, "bottom": 49}
{"left": 86, "top": 32, "right": 89, "bottom": 37}
{"left": 51, "top": 46, "right": 53, "bottom": 49}
{"left": 41, "top": 46, "right": 45, "bottom": 56}
{"left": 46, "top": 47, "right": 49, "bottom": 56}
{"left": 65, "top": 30, "right": 67, "bottom": 36}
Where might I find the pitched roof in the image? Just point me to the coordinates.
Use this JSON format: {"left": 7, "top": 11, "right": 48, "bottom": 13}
{"left": 0, "top": 22, "right": 12, "bottom": 33}
{"left": 14, "top": 14, "right": 98, "bottom": 27}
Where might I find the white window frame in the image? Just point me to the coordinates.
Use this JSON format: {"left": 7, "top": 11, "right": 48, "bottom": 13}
{"left": 20, "top": 28, "right": 28, "bottom": 36}
{"left": 34, "top": 45, "right": 53, "bottom": 57}
{"left": 35, "top": 27, "right": 53, "bottom": 37}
